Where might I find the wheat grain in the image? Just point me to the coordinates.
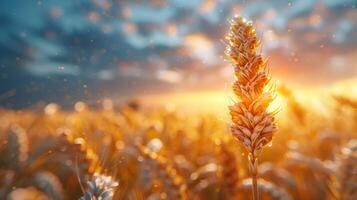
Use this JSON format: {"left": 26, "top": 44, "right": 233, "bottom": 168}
{"left": 225, "top": 15, "right": 277, "bottom": 200}
{"left": 80, "top": 173, "right": 118, "bottom": 200}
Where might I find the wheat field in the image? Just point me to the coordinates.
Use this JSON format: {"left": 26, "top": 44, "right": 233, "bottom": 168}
{"left": 0, "top": 84, "right": 356, "bottom": 199}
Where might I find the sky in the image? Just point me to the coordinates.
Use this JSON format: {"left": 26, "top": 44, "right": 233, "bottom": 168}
{"left": 0, "top": 0, "right": 356, "bottom": 108}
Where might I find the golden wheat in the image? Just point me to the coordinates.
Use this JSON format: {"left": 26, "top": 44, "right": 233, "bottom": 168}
{"left": 225, "top": 16, "right": 277, "bottom": 200}
{"left": 219, "top": 143, "right": 239, "bottom": 197}
{"left": 138, "top": 144, "right": 187, "bottom": 200}
{"left": 1, "top": 91, "right": 357, "bottom": 199}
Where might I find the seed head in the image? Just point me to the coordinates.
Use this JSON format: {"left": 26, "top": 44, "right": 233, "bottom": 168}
{"left": 226, "top": 16, "right": 277, "bottom": 157}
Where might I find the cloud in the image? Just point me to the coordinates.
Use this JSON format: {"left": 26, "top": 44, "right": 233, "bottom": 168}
{"left": 156, "top": 69, "right": 183, "bottom": 83}
{"left": 24, "top": 62, "right": 80, "bottom": 76}
{"left": 0, "top": 0, "right": 357, "bottom": 108}
{"left": 184, "top": 33, "right": 217, "bottom": 65}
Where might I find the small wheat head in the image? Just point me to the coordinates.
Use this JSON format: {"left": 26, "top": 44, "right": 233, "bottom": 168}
{"left": 219, "top": 144, "right": 239, "bottom": 196}
{"left": 80, "top": 173, "right": 118, "bottom": 200}
{"left": 1, "top": 125, "right": 28, "bottom": 170}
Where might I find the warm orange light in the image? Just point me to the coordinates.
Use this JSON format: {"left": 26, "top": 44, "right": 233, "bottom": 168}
{"left": 166, "top": 23, "right": 177, "bottom": 37}
{"left": 184, "top": 34, "right": 213, "bottom": 50}
{"left": 122, "top": 23, "right": 137, "bottom": 33}
{"left": 88, "top": 11, "right": 100, "bottom": 22}
{"left": 199, "top": 0, "right": 215, "bottom": 13}
{"left": 141, "top": 90, "right": 287, "bottom": 121}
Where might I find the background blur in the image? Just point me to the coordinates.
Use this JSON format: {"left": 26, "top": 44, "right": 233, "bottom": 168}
{"left": 0, "top": 0, "right": 356, "bottom": 109}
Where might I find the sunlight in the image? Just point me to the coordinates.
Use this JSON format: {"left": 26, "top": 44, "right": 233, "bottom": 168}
{"left": 142, "top": 89, "right": 288, "bottom": 120}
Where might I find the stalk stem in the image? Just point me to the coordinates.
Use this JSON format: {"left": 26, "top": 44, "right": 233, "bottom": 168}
{"left": 249, "top": 154, "right": 259, "bottom": 200}
{"left": 252, "top": 171, "right": 258, "bottom": 200}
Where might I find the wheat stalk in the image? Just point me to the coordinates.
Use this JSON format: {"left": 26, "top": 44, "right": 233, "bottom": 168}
{"left": 225, "top": 16, "right": 277, "bottom": 200}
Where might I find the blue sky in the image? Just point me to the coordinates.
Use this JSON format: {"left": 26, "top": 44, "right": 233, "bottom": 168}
{"left": 0, "top": 0, "right": 356, "bottom": 108}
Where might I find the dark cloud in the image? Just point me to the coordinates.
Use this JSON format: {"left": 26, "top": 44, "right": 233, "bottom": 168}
{"left": 0, "top": 0, "right": 356, "bottom": 108}
{"left": 0, "top": 6, "right": 180, "bottom": 108}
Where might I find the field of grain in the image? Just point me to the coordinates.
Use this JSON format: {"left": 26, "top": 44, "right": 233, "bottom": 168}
{"left": 0, "top": 83, "right": 356, "bottom": 199}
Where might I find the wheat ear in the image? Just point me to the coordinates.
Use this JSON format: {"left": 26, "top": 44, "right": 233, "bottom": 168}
{"left": 1, "top": 125, "right": 28, "bottom": 170}
{"left": 225, "top": 16, "right": 277, "bottom": 200}
{"left": 80, "top": 173, "right": 119, "bottom": 200}
{"left": 219, "top": 144, "right": 239, "bottom": 197}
